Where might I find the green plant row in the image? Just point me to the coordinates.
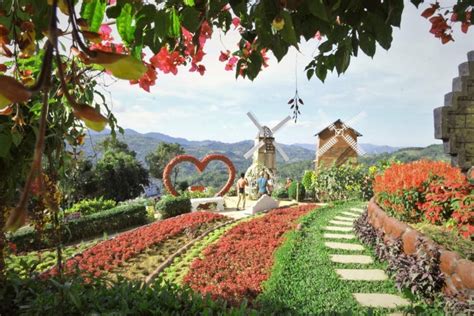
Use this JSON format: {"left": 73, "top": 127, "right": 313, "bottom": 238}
{"left": 8, "top": 204, "right": 148, "bottom": 252}
{"left": 6, "top": 240, "right": 98, "bottom": 278}
{"left": 2, "top": 274, "right": 258, "bottom": 315}
{"left": 156, "top": 195, "right": 192, "bottom": 219}
{"left": 162, "top": 216, "right": 261, "bottom": 285}
{"left": 256, "top": 201, "right": 405, "bottom": 315}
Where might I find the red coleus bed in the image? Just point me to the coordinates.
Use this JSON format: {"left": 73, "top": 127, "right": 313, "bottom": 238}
{"left": 46, "top": 212, "right": 226, "bottom": 277}
{"left": 184, "top": 204, "right": 315, "bottom": 305}
{"left": 373, "top": 160, "right": 473, "bottom": 238}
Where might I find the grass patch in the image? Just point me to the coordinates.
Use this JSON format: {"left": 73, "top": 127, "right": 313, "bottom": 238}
{"left": 412, "top": 222, "right": 473, "bottom": 260}
{"left": 257, "top": 201, "right": 404, "bottom": 315}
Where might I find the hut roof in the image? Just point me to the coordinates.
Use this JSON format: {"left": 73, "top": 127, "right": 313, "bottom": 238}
{"left": 314, "top": 119, "right": 363, "bottom": 137}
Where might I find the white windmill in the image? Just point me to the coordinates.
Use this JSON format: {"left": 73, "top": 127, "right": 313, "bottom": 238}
{"left": 315, "top": 111, "right": 366, "bottom": 168}
{"left": 243, "top": 112, "right": 291, "bottom": 174}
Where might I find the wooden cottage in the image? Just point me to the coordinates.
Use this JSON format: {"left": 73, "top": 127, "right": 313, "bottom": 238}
{"left": 314, "top": 119, "right": 362, "bottom": 169}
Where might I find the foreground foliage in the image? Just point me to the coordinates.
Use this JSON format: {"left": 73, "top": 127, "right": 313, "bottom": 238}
{"left": 184, "top": 205, "right": 315, "bottom": 305}
{"left": 1, "top": 273, "right": 257, "bottom": 315}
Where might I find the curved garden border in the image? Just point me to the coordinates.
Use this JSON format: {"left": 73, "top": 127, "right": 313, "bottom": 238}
{"left": 367, "top": 198, "right": 473, "bottom": 296}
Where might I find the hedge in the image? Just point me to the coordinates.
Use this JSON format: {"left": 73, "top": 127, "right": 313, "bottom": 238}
{"left": 288, "top": 181, "right": 305, "bottom": 201}
{"left": 156, "top": 195, "right": 192, "bottom": 219}
{"left": 8, "top": 204, "right": 148, "bottom": 252}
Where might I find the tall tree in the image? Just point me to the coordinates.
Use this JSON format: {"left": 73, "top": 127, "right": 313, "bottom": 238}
{"left": 97, "top": 137, "right": 136, "bottom": 157}
{"left": 146, "top": 142, "right": 185, "bottom": 184}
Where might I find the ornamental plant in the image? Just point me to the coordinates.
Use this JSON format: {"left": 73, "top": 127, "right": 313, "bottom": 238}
{"left": 184, "top": 204, "right": 315, "bottom": 305}
{"left": 373, "top": 160, "right": 473, "bottom": 238}
{"left": 45, "top": 211, "right": 226, "bottom": 278}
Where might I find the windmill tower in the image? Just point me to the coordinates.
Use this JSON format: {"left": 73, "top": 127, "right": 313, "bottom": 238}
{"left": 314, "top": 114, "right": 365, "bottom": 169}
{"left": 244, "top": 112, "right": 291, "bottom": 175}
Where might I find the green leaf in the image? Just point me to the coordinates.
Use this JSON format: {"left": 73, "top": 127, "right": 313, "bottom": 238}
{"left": 247, "top": 51, "right": 263, "bottom": 80}
{"left": 318, "top": 41, "right": 332, "bottom": 53}
{"left": 0, "top": 133, "right": 12, "bottom": 158}
{"left": 316, "top": 65, "right": 327, "bottom": 82}
{"left": 307, "top": 0, "right": 328, "bottom": 22}
{"left": 117, "top": 3, "right": 136, "bottom": 45}
{"left": 359, "top": 31, "right": 376, "bottom": 57}
{"left": 181, "top": 7, "right": 200, "bottom": 33}
{"left": 271, "top": 36, "right": 289, "bottom": 62}
{"left": 168, "top": 8, "right": 181, "bottom": 38}
{"left": 80, "top": 0, "right": 106, "bottom": 32}
{"left": 335, "top": 46, "right": 350, "bottom": 75}
{"left": 184, "top": 0, "right": 195, "bottom": 6}
{"left": 366, "top": 13, "right": 393, "bottom": 50}
{"left": 306, "top": 68, "right": 314, "bottom": 80}
{"left": 280, "top": 11, "right": 298, "bottom": 46}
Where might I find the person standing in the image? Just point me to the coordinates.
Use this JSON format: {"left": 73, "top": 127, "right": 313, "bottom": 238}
{"left": 236, "top": 173, "right": 248, "bottom": 210}
{"left": 257, "top": 171, "right": 268, "bottom": 198}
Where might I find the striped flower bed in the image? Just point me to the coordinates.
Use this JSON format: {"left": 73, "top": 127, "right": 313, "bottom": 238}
{"left": 46, "top": 212, "right": 227, "bottom": 277}
{"left": 184, "top": 205, "right": 315, "bottom": 304}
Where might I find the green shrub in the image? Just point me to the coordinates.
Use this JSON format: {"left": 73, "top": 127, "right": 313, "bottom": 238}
{"left": 227, "top": 186, "right": 237, "bottom": 197}
{"left": 156, "top": 195, "right": 192, "bottom": 219}
{"left": 1, "top": 274, "right": 256, "bottom": 315}
{"left": 178, "top": 180, "right": 189, "bottom": 192}
{"left": 66, "top": 197, "right": 116, "bottom": 215}
{"left": 288, "top": 181, "right": 305, "bottom": 201}
{"left": 8, "top": 204, "right": 147, "bottom": 252}
{"left": 272, "top": 188, "right": 289, "bottom": 200}
{"left": 312, "top": 164, "right": 366, "bottom": 202}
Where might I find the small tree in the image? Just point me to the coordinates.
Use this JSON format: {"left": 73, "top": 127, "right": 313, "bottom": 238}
{"left": 95, "top": 151, "right": 149, "bottom": 202}
{"left": 146, "top": 142, "right": 185, "bottom": 184}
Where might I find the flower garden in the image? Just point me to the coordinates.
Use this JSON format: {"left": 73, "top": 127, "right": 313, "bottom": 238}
{"left": 3, "top": 158, "right": 473, "bottom": 315}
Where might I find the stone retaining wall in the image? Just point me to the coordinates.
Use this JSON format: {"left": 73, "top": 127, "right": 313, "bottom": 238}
{"left": 367, "top": 198, "right": 473, "bottom": 296}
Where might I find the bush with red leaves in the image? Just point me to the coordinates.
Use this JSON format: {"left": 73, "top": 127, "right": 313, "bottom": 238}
{"left": 184, "top": 204, "right": 315, "bottom": 305}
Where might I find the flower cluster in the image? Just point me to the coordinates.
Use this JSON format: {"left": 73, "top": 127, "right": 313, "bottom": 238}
{"left": 373, "top": 160, "right": 473, "bottom": 238}
{"left": 184, "top": 205, "right": 315, "bottom": 305}
{"left": 45, "top": 212, "right": 226, "bottom": 277}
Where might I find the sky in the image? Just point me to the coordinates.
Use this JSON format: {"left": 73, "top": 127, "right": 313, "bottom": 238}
{"left": 104, "top": 4, "right": 474, "bottom": 147}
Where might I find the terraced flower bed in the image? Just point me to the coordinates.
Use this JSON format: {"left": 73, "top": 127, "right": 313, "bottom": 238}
{"left": 161, "top": 216, "right": 260, "bottom": 285}
{"left": 184, "top": 204, "right": 316, "bottom": 305}
{"left": 46, "top": 212, "right": 228, "bottom": 278}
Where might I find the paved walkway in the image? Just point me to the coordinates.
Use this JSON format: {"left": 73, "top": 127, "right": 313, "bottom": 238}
{"left": 323, "top": 206, "right": 410, "bottom": 310}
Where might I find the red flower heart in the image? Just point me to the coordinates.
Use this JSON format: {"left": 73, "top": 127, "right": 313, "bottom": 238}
{"left": 162, "top": 154, "right": 236, "bottom": 197}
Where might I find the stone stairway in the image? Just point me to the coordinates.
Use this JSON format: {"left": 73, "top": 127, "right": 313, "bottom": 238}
{"left": 323, "top": 207, "right": 410, "bottom": 310}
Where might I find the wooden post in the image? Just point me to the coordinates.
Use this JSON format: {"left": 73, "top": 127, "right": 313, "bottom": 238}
{"left": 296, "top": 182, "right": 299, "bottom": 202}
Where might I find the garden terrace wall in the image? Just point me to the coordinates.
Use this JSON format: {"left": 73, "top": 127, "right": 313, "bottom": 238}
{"left": 367, "top": 198, "right": 474, "bottom": 296}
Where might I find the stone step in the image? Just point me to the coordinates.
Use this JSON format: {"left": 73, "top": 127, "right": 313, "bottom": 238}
{"left": 323, "top": 226, "right": 353, "bottom": 232}
{"left": 334, "top": 216, "right": 354, "bottom": 222}
{"left": 353, "top": 293, "right": 410, "bottom": 308}
{"left": 341, "top": 211, "right": 360, "bottom": 218}
{"left": 329, "top": 220, "right": 353, "bottom": 226}
{"left": 325, "top": 242, "right": 364, "bottom": 251}
{"left": 350, "top": 207, "right": 365, "bottom": 213}
{"left": 330, "top": 254, "right": 373, "bottom": 264}
{"left": 336, "top": 269, "right": 388, "bottom": 281}
{"left": 323, "top": 233, "right": 356, "bottom": 240}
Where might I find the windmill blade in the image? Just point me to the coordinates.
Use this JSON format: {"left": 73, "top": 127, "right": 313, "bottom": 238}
{"left": 244, "top": 140, "right": 265, "bottom": 159}
{"left": 247, "top": 112, "right": 264, "bottom": 133}
{"left": 317, "top": 136, "right": 338, "bottom": 157}
{"left": 341, "top": 133, "right": 365, "bottom": 155}
{"left": 342, "top": 111, "right": 366, "bottom": 130}
{"left": 273, "top": 142, "right": 290, "bottom": 162}
{"left": 271, "top": 116, "right": 291, "bottom": 134}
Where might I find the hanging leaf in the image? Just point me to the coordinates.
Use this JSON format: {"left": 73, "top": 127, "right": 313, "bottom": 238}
{"left": 117, "top": 3, "right": 136, "bottom": 45}
{"left": 90, "top": 51, "right": 147, "bottom": 80}
{"left": 71, "top": 103, "right": 108, "bottom": 132}
{"left": 80, "top": 0, "right": 106, "bottom": 32}
{"left": 280, "top": 11, "right": 298, "bottom": 46}
{"left": 0, "top": 75, "right": 32, "bottom": 109}
{"left": 168, "top": 7, "right": 181, "bottom": 38}
{"left": 288, "top": 98, "right": 294, "bottom": 104}
{"left": 298, "top": 98, "right": 304, "bottom": 105}
{"left": 308, "top": 0, "right": 328, "bottom": 22}
{"left": 181, "top": 7, "right": 200, "bottom": 33}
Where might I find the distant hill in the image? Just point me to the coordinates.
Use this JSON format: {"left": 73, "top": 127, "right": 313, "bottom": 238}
{"left": 292, "top": 142, "right": 401, "bottom": 154}
{"left": 358, "top": 144, "right": 449, "bottom": 166}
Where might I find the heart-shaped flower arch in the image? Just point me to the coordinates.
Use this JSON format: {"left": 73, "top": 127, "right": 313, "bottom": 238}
{"left": 162, "top": 154, "right": 236, "bottom": 197}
